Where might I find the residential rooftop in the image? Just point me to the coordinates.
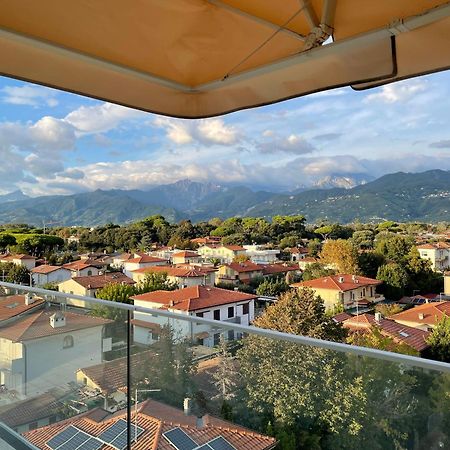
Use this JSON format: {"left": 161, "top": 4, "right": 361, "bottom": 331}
{"left": 292, "top": 274, "right": 382, "bottom": 291}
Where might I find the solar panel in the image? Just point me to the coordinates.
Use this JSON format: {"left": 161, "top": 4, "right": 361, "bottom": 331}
{"left": 76, "top": 438, "right": 104, "bottom": 450}
{"left": 98, "top": 420, "right": 145, "bottom": 450}
{"left": 98, "top": 419, "right": 128, "bottom": 443}
{"left": 46, "top": 426, "right": 80, "bottom": 450}
{"left": 208, "top": 436, "right": 237, "bottom": 450}
{"left": 163, "top": 428, "right": 198, "bottom": 450}
{"left": 46, "top": 426, "right": 103, "bottom": 450}
{"left": 195, "top": 445, "right": 213, "bottom": 450}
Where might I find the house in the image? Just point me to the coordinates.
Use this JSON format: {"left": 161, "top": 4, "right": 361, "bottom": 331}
{"left": 62, "top": 261, "right": 100, "bottom": 277}
{"left": 297, "top": 257, "right": 320, "bottom": 270}
{"left": 217, "top": 261, "right": 264, "bottom": 285}
{"left": 291, "top": 274, "right": 383, "bottom": 311}
{"left": 260, "top": 263, "right": 301, "bottom": 279}
{"left": 0, "top": 253, "right": 36, "bottom": 270}
{"left": 122, "top": 254, "right": 167, "bottom": 277}
{"left": 444, "top": 271, "right": 450, "bottom": 295}
{"left": 79, "top": 252, "right": 115, "bottom": 267}
{"left": 197, "top": 244, "right": 247, "bottom": 263}
{"left": 0, "top": 293, "right": 45, "bottom": 323}
{"left": 288, "top": 247, "right": 309, "bottom": 262}
{"left": 191, "top": 236, "right": 221, "bottom": 246}
{"left": 416, "top": 242, "right": 450, "bottom": 271}
{"left": 76, "top": 350, "right": 155, "bottom": 409}
{"left": 243, "top": 245, "right": 279, "bottom": 264}
{"left": 390, "top": 301, "right": 450, "bottom": 331}
{"left": 58, "top": 272, "right": 135, "bottom": 297}
{"left": 0, "top": 301, "right": 110, "bottom": 397}
{"left": 0, "top": 388, "right": 66, "bottom": 433}
{"left": 131, "top": 265, "right": 216, "bottom": 288}
{"left": 31, "top": 265, "right": 72, "bottom": 287}
{"left": 131, "top": 286, "right": 256, "bottom": 346}
{"left": 342, "top": 313, "right": 430, "bottom": 354}
{"left": 150, "top": 246, "right": 181, "bottom": 260}
{"left": 172, "top": 250, "right": 201, "bottom": 265}
{"left": 24, "top": 398, "right": 277, "bottom": 450}
{"left": 110, "top": 252, "right": 133, "bottom": 269}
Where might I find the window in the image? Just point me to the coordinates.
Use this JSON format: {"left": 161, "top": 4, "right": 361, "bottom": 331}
{"left": 242, "top": 303, "right": 249, "bottom": 315}
{"left": 87, "top": 270, "right": 92, "bottom": 276}
{"left": 196, "top": 312, "right": 204, "bottom": 318}
{"left": 214, "top": 309, "right": 220, "bottom": 320}
{"left": 213, "top": 333, "right": 220, "bottom": 345}
{"left": 63, "top": 335, "right": 74, "bottom": 349}
{"left": 227, "top": 306, "right": 234, "bottom": 318}
{"left": 151, "top": 332, "right": 159, "bottom": 341}
{"left": 227, "top": 330, "right": 235, "bottom": 341}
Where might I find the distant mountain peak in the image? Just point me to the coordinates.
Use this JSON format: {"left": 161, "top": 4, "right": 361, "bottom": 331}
{"left": 313, "top": 174, "right": 373, "bottom": 190}
{"left": 0, "top": 190, "right": 29, "bottom": 204}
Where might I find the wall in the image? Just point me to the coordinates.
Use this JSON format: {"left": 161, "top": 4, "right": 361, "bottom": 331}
{"left": 32, "top": 269, "right": 72, "bottom": 287}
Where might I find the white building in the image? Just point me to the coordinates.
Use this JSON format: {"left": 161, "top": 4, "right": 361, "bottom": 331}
{"left": 131, "top": 285, "right": 256, "bottom": 347}
{"left": 0, "top": 297, "right": 110, "bottom": 397}
{"left": 243, "top": 245, "right": 279, "bottom": 264}
{"left": 0, "top": 254, "right": 36, "bottom": 270}
{"left": 122, "top": 255, "right": 167, "bottom": 277}
{"left": 62, "top": 261, "right": 100, "bottom": 277}
{"left": 31, "top": 265, "right": 72, "bottom": 287}
{"left": 416, "top": 242, "right": 450, "bottom": 272}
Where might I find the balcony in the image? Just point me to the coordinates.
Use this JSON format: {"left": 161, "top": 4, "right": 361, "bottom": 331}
{"left": 0, "top": 281, "right": 449, "bottom": 450}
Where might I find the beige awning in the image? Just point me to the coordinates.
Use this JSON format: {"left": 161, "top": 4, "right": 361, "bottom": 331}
{"left": 1, "top": 1, "right": 450, "bottom": 118}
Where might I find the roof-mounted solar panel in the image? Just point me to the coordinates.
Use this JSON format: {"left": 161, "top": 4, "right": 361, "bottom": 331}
{"left": 46, "top": 426, "right": 79, "bottom": 449}
{"left": 163, "top": 427, "right": 198, "bottom": 450}
{"left": 208, "top": 436, "right": 237, "bottom": 450}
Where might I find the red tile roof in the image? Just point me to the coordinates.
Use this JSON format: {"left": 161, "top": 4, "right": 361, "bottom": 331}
{"left": 417, "top": 242, "right": 450, "bottom": 250}
{"left": 0, "top": 253, "right": 36, "bottom": 261}
{"left": 131, "top": 286, "right": 256, "bottom": 312}
{"left": 72, "top": 273, "right": 135, "bottom": 289}
{"left": 224, "top": 261, "right": 262, "bottom": 273}
{"left": 24, "top": 399, "right": 276, "bottom": 450}
{"left": 125, "top": 255, "right": 167, "bottom": 264}
{"left": 292, "top": 274, "right": 382, "bottom": 292}
{"left": 133, "top": 265, "right": 213, "bottom": 278}
{"left": 172, "top": 251, "right": 200, "bottom": 258}
{"left": 222, "top": 245, "right": 246, "bottom": 251}
{"left": 63, "top": 261, "right": 98, "bottom": 271}
{"left": 0, "top": 294, "right": 44, "bottom": 322}
{"left": 332, "top": 312, "right": 352, "bottom": 323}
{"left": 343, "top": 313, "right": 430, "bottom": 352}
{"left": 31, "top": 265, "right": 70, "bottom": 274}
{"left": 391, "top": 301, "right": 450, "bottom": 327}
{"left": 77, "top": 350, "right": 156, "bottom": 395}
{"left": 0, "top": 308, "right": 110, "bottom": 342}
{"left": 288, "top": 247, "right": 309, "bottom": 254}
{"left": 260, "top": 263, "right": 300, "bottom": 275}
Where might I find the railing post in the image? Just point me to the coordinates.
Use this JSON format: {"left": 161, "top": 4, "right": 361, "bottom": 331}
{"left": 127, "top": 309, "right": 131, "bottom": 449}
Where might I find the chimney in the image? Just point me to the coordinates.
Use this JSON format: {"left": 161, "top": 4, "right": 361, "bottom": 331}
{"left": 374, "top": 312, "right": 382, "bottom": 322}
{"left": 419, "top": 313, "right": 425, "bottom": 320}
{"left": 24, "top": 293, "right": 35, "bottom": 305}
{"left": 183, "top": 397, "right": 191, "bottom": 416}
{"left": 169, "top": 300, "right": 175, "bottom": 307}
{"left": 196, "top": 416, "right": 205, "bottom": 428}
{"left": 338, "top": 276, "right": 344, "bottom": 283}
{"left": 50, "top": 311, "right": 66, "bottom": 328}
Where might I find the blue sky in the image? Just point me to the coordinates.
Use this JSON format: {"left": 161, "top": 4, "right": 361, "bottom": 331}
{"left": 0, "top": 70, "right": 449, "bottom": 196}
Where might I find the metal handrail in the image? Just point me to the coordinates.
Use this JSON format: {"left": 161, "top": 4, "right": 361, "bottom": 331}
{"left": 1, "top": 281, "right": 449, "bottom": 373}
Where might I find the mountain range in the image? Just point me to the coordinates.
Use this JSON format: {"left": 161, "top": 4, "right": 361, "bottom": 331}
{"left": 0, "top": 170, "right": 448, "bottom": 226}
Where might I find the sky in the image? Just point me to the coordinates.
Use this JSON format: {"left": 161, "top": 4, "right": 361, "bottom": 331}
{"left": 0, "top": 70, "right": 449, "bottom": 196}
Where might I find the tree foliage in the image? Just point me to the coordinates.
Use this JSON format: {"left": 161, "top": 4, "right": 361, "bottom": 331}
{"left": 426, "top": 316, "right": 450, "bottom": 362}
{"left": 320, "top": 239, "right": 359, "bottom": 274}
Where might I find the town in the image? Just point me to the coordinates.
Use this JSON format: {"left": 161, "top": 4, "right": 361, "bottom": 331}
{"left": 0, "top": 216, "right": 448, "bottom": 449}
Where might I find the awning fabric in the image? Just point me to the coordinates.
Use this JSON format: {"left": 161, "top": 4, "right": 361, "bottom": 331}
{"left": 1, "top": 0, "right": 450, "bottom": 118}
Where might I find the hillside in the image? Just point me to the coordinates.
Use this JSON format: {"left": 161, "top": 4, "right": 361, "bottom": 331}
{"left": 0, "top": 170, "right": 448, "bottom": 225}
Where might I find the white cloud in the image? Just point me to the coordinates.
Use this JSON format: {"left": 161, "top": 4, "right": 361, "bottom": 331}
{"left": 258, "top": 133, "right": 315, "bottom": 155}
{"left": 1, "top": 85, "right": 59, "bottom": 107}
{"left": 154, "top": 117, "right": 239, "bottom": 146}
{"left": 364, "top": 79, "right": 426, "bottom": 104}
{"left": 64, "top": 102, "right": 145, "bottom": 135}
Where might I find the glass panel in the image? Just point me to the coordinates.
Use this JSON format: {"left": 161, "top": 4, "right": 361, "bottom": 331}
{"left": 1, "top": 283, "right": 449, "bottom": 450}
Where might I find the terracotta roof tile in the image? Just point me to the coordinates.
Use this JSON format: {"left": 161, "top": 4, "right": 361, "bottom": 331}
{"left": 72, "top": 273, "right": 135, "bottom": 289}
{"left": 343, "top": 313, "right": 430, "bottom": 352}
{"left": 0, "top": 294, "right": 44, "bottom": 322}
{"left": 0, "top": 307, "right": 111, "bottom": 342}
{"left": 126, "top": 255, "right": 167, "bottom": 264}
{"left": 224, "top": 261, "right": 262, "bottom": 273}
{"left": 62, "top": 261, "right": 98, "bottom": 271}
{"left": 132, "top": 286, "right": 256, "bottom": 312}
{"left": 24, "top": 399, "right": 276, "bottom": 450}
{"left": 132, "top": 265, "right": 214, "bottom": 278}
{"left": 172, "top": 251, "right": 199, "bottom": 258}
{"left": 31, "top": 265, "right": 70, "bottom": 274}
{"left": 292, "top": 274, "right": 382, "bottom": 292}
{"left": 391, "top": 301, "right": 450, "bottom": 326}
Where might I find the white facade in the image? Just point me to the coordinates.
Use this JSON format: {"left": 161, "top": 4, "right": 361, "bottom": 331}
{"left": 243, "top": 245, "right": 279, "bottom": 264}
{"left": 417, "top": 245, "right": 450, "bottom": 271}
{"left": 0, "top": 325, "right": 106, "bottom": 398}
{"left": 133, "top": 299, "right": 254, "bottom": 347}
{"left": 31, "top": 268, "right": 72, "bottom": 287}
{"left": 123, "top": 260, "right": 167, "bottom": 277}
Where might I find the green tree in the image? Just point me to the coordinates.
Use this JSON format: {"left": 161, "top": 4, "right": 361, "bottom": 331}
{"left": 351, "top": 230, "right": 375, "bottom": 250}
{"left": 426, "top": 316, "right": 450, "bottom": 362}
{"left": 0, "top": 234, "right": 16, "bottom": 250}
{"left": 6, "top": 264, "right": 30, "bottom": 285}
{"left": 302, "top": 262, "right": 336, "bottom": 281}
{"left": 374, "top": 234, "right": 413, "bottom": 265}
{"left": 135, "top": 272, "right": 177, "bottom": 294}
{"left": 256, "top": 278, "right": 290, "bottom": 297}
{"left": 376, "top": 262, "right": 409, "bottom": 300}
